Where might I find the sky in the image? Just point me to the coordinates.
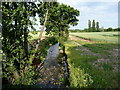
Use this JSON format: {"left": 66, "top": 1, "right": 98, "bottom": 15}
{"left": 57, "top": 0, "right": 119, "bottom": 29}
{"left": 33, "top": 0, "right": 119, "bottom": 30}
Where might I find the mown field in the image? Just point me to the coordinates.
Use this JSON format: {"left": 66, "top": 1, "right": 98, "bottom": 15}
{"left": 65, "top": 31, "right": 119, "bottom": 88}
{"left": 70, "top": 32, "right": 119, "bottom": 43}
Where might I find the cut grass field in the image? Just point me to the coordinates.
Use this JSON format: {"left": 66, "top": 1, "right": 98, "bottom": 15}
{"left": 65, "top": 32, "right": 119, "bottom": 88}
{"left": 70, "top": 32, "right": 119, "bottom": 43}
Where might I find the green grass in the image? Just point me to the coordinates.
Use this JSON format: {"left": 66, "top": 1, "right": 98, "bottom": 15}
{"left": 65, "top": 41, "right": 94, "bottom": 88}
{"left": 65, "top": 32, "right": 119, "bottom": 88}
{"left": 70, "top": 32, "right": 119, "bottom": 43}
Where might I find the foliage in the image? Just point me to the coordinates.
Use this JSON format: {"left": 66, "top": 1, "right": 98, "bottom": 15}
{"left": 92, "top": 20, "right": 96, "bottom": 32}
{"left": 36, "top": 36, "right": 58, "bottom": 60}
{"left": 37, "top": 2, "right": 80, "bottom": 44}
{"left": 99, "top": 27, "right": 104, "bottom": 32}
{"left": 104, "top": 27, "right": 120, "bottom": 32}
{"left": 65, "top": 41, "right": 93, "bottom": 88}
{"left": 69, "top": 29, "right": 83, "bottom": 32}
{"left": 2, "top": 2, "right": 38, "bottom": 85}
{"left": 96, "top": 22, "right": 99, "bottom": 31}
{"left": 2, "top": 1, "right": 80, "bottom": 87}
{"left": 70, "top": 67, "right": 93, "bottom": 88}
{"left": 88, "top": 20, "right": 91, "bottom": 32}
{"left": 87, "top": 20, "right": 100, "bottom": 32}
{"left": 12, "top": 66, "right": 37, "bottom": 85}
{"left": 69, "top": 27, "right": 120, "bottom": 32}
{"left": 103, "top": 27, "right": 120, "bottom": 32}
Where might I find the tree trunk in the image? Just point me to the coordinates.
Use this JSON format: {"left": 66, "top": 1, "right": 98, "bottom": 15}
{"left": 38, "top": 8, "right": 49, "bottom": 42}
{"left": 34, "top": 8, "right": 49, "bottom": 54}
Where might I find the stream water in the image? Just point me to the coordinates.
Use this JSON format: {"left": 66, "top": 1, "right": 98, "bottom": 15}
{"left": 35, "top": 43, "right": 70, "bottom": 88}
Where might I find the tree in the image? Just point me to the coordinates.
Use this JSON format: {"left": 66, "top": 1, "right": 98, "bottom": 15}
{"left": 44, "top": 2, "right": 80, "bottom": 43}
{"left": 100, "top": 27, "right": 104, "bottom": 32}
{"left": 2, "top": 2, "right": 38, "bottom": 85}
{"left": 92, "top": 20, "right": 96, "bottom": 32}
{"left": 2, "top": 1, "right": 80, "bottom": 86}
{"left": 88, "top": 20, "right": 91, "bottom": 32}
{"left": 33, "top": 2, "right": 50, "bottom": 54}
{"left": 96, "top": 22, "right": 99, "bottom": 32}
{"left": 106, "top": 27, "right": 113, "bottom": 31}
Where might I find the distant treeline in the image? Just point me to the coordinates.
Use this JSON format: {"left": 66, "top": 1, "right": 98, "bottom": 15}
{"left": 69, "top": 20, "right": 120, "bottom": 32}
{"left": 69, "top": 28, "right": 120, "bottom": 32}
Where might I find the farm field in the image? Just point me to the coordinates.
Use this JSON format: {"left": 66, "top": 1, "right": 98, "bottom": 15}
{"left": 65, "top": 32, "right": 119, "bottom": 88}
{"left": 70, "top": 32, "right": 119, "bottom": 43}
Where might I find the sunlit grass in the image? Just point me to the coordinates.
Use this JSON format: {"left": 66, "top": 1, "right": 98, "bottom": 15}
{"left": 70, "top": 32, "right": 119, "bottom": 43}
{"left": 65, "top": 32, "right": 119, "bottom": 88}
{"left": 65, "top": 41, "right": 94, "bottom": 88}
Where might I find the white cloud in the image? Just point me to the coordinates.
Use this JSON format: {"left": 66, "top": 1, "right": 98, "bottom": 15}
{"left": 58, "top": 0, "right": 119, "bottom": 9}
{"left": 33, "top": 1, "right": 118, "bottom": 30}
{"left": 57, "top": 1, "right": 118, "bottom": 29}
{"left": 58, "top": 0, "right": 119, "bottom": 4}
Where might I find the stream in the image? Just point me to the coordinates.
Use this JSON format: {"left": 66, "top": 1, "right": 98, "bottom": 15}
{"left": 35, "top": 43, "right": 70, "bottom": 88}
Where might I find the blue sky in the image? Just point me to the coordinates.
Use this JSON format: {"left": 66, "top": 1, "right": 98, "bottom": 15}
{"left": 58, "top": 0, "right": 118, "bottom": 29}
{"left": 33, "top": 0, "right": 119, "bottom": 30}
